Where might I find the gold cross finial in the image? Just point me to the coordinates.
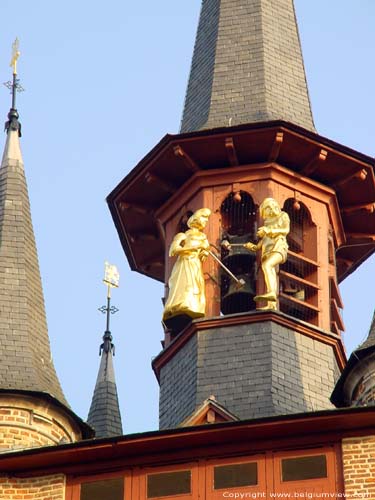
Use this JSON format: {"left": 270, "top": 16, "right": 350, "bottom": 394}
{"left": 103, "top": 261, "right": 120, "bottom": 289}
{"left": 10, "top": 38, "right": 20, "bottom": 75}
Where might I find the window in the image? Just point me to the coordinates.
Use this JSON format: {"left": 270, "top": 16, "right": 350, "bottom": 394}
{"left": 281, "top": 454, "right": 327, "bottom": 482}
{"left": 214, "top": 462, "right": 258, "bottom": 489}
{"left": 80, "top": 478, "right": 124, "bottom": 500}
{"left": 147, "top": 470, "right": 191, "bottom": 498}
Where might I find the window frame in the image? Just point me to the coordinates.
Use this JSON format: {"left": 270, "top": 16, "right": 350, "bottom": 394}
{"left": 206, "top": 454, "right": 267, "bottom": 499}
{"left": 273, "top": 446, "right": 337, "bottom": 493}
{"left": 66, "top": 470, "right": 131, "bottom": 500}
{"left": 139, "top": 462, "right": 199, "bottom": 500}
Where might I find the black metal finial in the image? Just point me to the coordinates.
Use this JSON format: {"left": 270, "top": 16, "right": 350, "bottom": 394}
{"left": 3, "top": 38, "right": 24, "bottom": 136}
{"left": 97, "top": 262, "right": 120, "bottom": 356}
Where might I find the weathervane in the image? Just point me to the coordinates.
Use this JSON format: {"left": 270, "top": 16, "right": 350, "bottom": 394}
{"left": 98, "top": 262, "right": 120, "bottom": 355}
{"left": 10, "top": 38, "right": 20, "bottom": 75}
{"left": 3, "top": 38, "right": 24, "bottom": 135}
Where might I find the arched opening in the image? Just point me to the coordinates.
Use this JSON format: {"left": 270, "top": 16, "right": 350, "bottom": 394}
{"left": 220, "top": 191, "right": 257, "bottom": 315}
{"left": 177, "top": 210, "right": 194, "bottom": 233}
{"left": 279, "top": 199, "right": 319, "bottom": 325}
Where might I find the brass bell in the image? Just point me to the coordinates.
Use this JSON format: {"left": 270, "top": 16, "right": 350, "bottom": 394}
{"left": 221, "top": 274, "right": 256, "bottom": 315}
{"left": 220, "top": 233, "right": 257, "bottom": 315}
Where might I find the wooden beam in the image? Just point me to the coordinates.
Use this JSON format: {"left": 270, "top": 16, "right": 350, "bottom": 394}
{"left": 156, "top": 218, "right": 166, "bottom": 244}
{"left": 144, "top": 261, "right": 164, "bottom": 271}
{"left": 336, "top": 257, "right": 353, "bottom": 268}
{"left": 329, "top": 277, "right": 343, "bottom": 309}
{"left": 346, "top": 233, "right": 375, "bottom": 241}
{"left": 144, "top": 173, "right": 176, "bottom": 194}
{"left": 330, "top": 298, "right": 345, "bottom": 332}
{"left": 286, "top": 127, "right": 373, "bottom": 169}
{"left": 300, "top": 148, "right": 328, "bottom": 176}
{"left": 225, "top": 137, "right": 239, "bottom": 166}
{"left": 173, "top": 145, "right": 199, "bottom": 172}
{"left": 333, "top": 168, "right": 368, "bottom": 190}
{"left": 268, "top": 132, "right": 284, "bottom": 162}
{"left": 129, "top": 233, "right": 159, "bottom": 244}
{"left": 341, "top": 202, "right": 375, "bottom": 215}
{"left": 139, "top": 250, "right": 164, "bottom": 270}
{"left": 119, "top": 202, "right": 150, "bottom": 215}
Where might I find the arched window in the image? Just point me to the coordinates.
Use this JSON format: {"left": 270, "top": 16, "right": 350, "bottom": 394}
{"left": 221, "top": 191, "right": 257, "bottom": 236}
{"left": 283, "top": 199, "right": 316, "bottom": 259}
{"left": 280, "top": 199, "right": 319, "bottom": 325}
{"left": 219, "top": 191, "right": 257, "bottom": 315}
{"left": 177, "top": 210, "right": 194, "bottom": 233}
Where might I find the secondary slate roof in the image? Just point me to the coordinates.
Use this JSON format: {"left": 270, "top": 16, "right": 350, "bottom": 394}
{"left": 87, "top": 337, "right": 123, "bottom": 438}
{"left": 0, "top": 111, "right": 67, "bottom": 405}
{"left": 331, "top": 311, "right": 375, "bottom": 408}
{"left": 181, "top": 0, "right": 315, "bottom": 133}
{"left": 356, "top": 312, "right": 375, "bottom": 353}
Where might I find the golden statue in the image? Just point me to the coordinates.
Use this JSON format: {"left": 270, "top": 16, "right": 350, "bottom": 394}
{"left": 163, "top": 208, "right": 211, "bottom": 322}
{"left": 244, "top": 198, "right": 290, "bottom": 310}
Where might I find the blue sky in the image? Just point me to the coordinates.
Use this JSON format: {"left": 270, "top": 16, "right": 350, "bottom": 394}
{"left": 0, "top": 1, "right": 374, "bottom": 434}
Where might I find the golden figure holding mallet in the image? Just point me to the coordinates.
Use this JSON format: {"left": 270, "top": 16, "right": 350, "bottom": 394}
{"left": 222, "top": 198, "right": 290, "bottom": 310}
{"left": 163, "top": 208, "right": 245, "bottom": 326}
{"left": 163, "top": 208, "right": 212, "bottom": 323}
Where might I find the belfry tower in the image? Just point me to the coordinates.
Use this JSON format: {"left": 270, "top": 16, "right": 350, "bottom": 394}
{"left": 108, "top": 0, "right": 375, "bottom": 429}
{"left": 0, "top": 41, "right": 91, "bottom": 450}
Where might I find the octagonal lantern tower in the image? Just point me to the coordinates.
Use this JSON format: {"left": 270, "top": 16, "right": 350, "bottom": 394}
{"left": 108, "top": 0, "right": 375, "bottom": 429}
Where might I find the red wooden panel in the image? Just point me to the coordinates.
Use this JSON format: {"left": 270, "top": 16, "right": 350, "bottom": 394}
{"left": 273, "top": 447, "right": 338, "bottom": 498}
{"left": 205, "top": 454, "right": 267, "bottom": 500}
{"left": 138, "top": 462, "right": 199, "bottom": 500}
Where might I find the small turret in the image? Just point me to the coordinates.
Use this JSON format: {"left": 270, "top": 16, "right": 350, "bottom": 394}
{"left": 88, "top": 263, "right": 123, "bottom": 438}
{"left": 331, "top": 313, "right": 375, "bottom": 408}
{"left": 0, "top": 39, "right": 91, "bottom": 451}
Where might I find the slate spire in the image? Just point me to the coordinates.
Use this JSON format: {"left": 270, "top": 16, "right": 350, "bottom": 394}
{"left": 181, "top": 0, "right": 315, "bottom": 133}
{"left": 356, "top": 313, "right": 375, "bottom": 353}
{"left": 0, "top": 72, "right": 67, "bottom": 405}
{"left": 87, "top": 333, "right": 123, "bottom": 438}
{"left": 331, "top": 312, "right": 375, "bottom": 408}
{"left": 88, "top": 265, "right": 123, "bottom": 438}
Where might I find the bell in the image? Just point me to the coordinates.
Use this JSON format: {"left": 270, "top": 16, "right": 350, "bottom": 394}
{"left": 221, "top": 233, "right": 256, "bottom": 269}
{"left": 219, "top": 233, "right": 257, "bottom": 315}
{"left": 221, "top": 274, "right": 256, "bottom": 315}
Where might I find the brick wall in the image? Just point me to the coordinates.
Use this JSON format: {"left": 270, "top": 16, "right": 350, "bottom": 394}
{"left": 0, "top": 394, "right": 82, "bottom": 453}
{"left": 0, "top": 474, "right": 65, "bottom": 500}
{"left": 342, "top": 435, "right": 375, "bottom": 498}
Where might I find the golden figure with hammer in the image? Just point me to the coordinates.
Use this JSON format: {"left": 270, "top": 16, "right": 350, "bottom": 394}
{"left": 244, "top": 198, "right": 289, "bottom": 309}
{"left": 222, "top": 198, "right": 290, "bottom": 310}
{"left": 163, "top": 208, "right": 245, "bottom": 324}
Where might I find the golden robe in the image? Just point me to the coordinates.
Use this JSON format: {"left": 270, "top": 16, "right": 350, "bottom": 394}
{"left": 163, "top": 229, "right": 209, "bottom": 321}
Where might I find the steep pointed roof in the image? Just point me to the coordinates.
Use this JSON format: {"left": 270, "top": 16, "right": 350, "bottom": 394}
{"left": 356, "top": 312, "right": 375, "bottom": 353}
{"left": 331, "top": 311, "right": 375, "bottom": 407}
{"left": 0, "top": 109, "right": 67, "bottom": 405}
{"left": 87, "top": 333, "right": 123, "bottom": 438}
{"left": 181, "top": 0, "right": 315, "bottom": 133}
